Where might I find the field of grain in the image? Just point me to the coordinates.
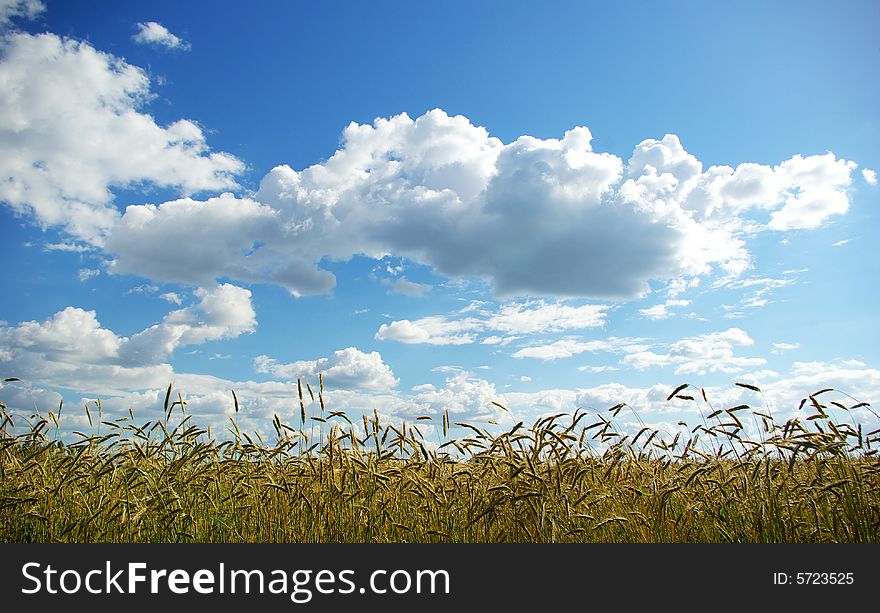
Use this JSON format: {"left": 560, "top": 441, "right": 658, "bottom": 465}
{"left": 1, "top": 380, "right": 878, "bottom": 543}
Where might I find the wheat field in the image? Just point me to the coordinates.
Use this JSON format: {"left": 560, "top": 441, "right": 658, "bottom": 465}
{"left": 1, "top": 380, "right": 878, "bottom": 543}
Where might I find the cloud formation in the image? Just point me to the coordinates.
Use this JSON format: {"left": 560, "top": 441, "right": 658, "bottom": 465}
{"left": 622, "top": 327, "right": 765, "bottom": 375}
{"left": 376, "top": 316, "right": 481, "bottom": 346}
{"left": 253, "top": 347, "right": 398, "bottom": 392}
{"left": 511, "top": 337, "right": 648, "bottom": 361}
{"left": 375, "top": 300, "right": 609, "bottom": 346}
{"left": 640, "top": 299, "right": 690, "bottom": 320}
{"left": 0, "top": 284, "right": 255, "bottom": 393}
{"left": 100, "top": 110, "right": 862, "bottom": 300}
{"left": 133, "top": 21, "right": 190, "bottom": 50}
{"left": 0, "top": 33, "right": 242, "bottom": 243}
{"left": 0, "top": 0, "right": 43, "bottom": 26}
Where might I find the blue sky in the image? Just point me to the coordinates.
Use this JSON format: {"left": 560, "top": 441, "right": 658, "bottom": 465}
{"left": 1, "top": 0, "right": 878, "bottom": 441}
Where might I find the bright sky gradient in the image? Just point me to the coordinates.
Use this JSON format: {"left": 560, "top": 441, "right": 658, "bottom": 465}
{"left": 1, "top": 0, "right": 878, "bottom": 442}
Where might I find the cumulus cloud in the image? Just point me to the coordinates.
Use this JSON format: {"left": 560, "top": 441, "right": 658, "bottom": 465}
{"left": 132, "top": 21, "right": 190, "bottom": 50}
{"left": 104, "top": 193, "right": 298, "bottom": 288}
{"left": 97, "top": 110, "right": 857, "bottom": 299}
{"left": 764, "top": 155, "right": 856, "bottom": 230}
{"left": 679, "top": 152, "right": 857, "bottom": 232}
{"left": 862, "top": 169, "right": 877, "bottom": 185}
{"left": 376, "top": 299, "right": 609, "bottom": 346}
{"left": 408, "top": 372, "right": 508, "bottom": 421}
{"left": 767, "top": 185, "right": 850, "bottom": 231}
{"left": 253, "top": 347, "right": 398, "bottom": 392}
{"left": 640, "top": 298, "right": 690, "bottom": 320}
{"left": 0, "top": 33, "right": 242, "bottom": 243}
{"left": 0, "top": 0, "right": 43, "bottom": 26}
{"left": 0, "top": 306, "right": 171, "bottom": 393}
{"left": 622, "top": 327, "right": 765, "bottom": 375}
{"left": 121, "top": 284, "right": 256, "bottom": 366}
{"left": 0, "top": 283, "right": 255, "bottom": 393}
{"left": 376, "top": 316, "right": 481, "bottom": 346}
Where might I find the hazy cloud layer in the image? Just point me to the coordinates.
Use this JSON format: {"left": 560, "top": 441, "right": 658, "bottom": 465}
{"left": 376, "top": 300, "right": 609, "bottom": 346}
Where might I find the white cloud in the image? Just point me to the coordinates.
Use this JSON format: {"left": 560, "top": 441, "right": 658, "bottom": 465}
{"left": 376, "top": 316, "right": 481, "bottom": 345}
{"left": 0, "top": 306, "right": 170, "bottom": 393}
{"left": 686, "top": 153, "right": 857, "bottom": 232}
{"left": 773, "top": 342, "right": 800, "bottom": 351}
{"left": 409, "top": 372, "right": 509, "bottom": 421}
{"left": 3, "top": 354, "right": 876, "bottom": 447}
{"left": 575, "top": 382, "right": 675, "bottom": 413}
{"left": 768, "top": 185, "right": 850, "bottom": 231}
{"left": 760, "top": 360, "right": 880, "bottom": 426}
{"left": 665, "top": 276, "right": 700, "bottom": 298}
{"left": 101, "top": 111, "right": 858, "bottom": 300}
{"left": 0, "top": 0, "right": 43, "bottom": 26}
{"left": 480, "top": 335, "right": 520, "bottom": 346}
{"left": 719, "top": 275, "right": 794, "bottom": 311}
{"left": 7, "top": 99, "right": 844, "bottom": 299}
{"left": 377, "top": 299, "right": 608, "bottom": 346}
{"left": 739, "top": 296, "right": 767, "bottom": 309}
{"left": 126, "top": 283, "right": 159, "bottom": 295}
{"left": 162, "top": 284, "right": 256, "bottom": 345}
{"left": 43, "top": 242, "right": 94, "bottom": 253}
{"left": 485, "top": 301, "right": 607, "bottom": 334}
{"left": 832, "top": 239, "right": 850, "bottom": 247}
{"left": 502, "top": 388, "right": 580, "bottom": 414}
{"left": 640, "top": 298, "right": 690, "bottom": 320}
{"left": 132, "top": 22, "right": 190, "bottom": 50}
{"left": 0, "top": 33, "right": 242, "bottom": 244}
{"left": 160, "top": 292, "right": 182, "bottom": 305}
{"left": 253, "top": 347, "right": 398, "bottom": 392}
{"left": 622, "top": 327, "right": 765, "bottom": 375}
{"left": 512, "top": 339, "right": 606, "bottom": 361}
{"left": 759, "top": 154, "right": 856, "bottom": 230}
{"left": 0, "top": 283, "right": 255, "bottom": 394}
{"left": 78, "top": 268, "right": 100, "bottom": 282}
{"left": 578, "top": 365, "right": 619, "bottom": 373}
{"left": 863, "top": 168, "right": 878, "bottom": 185}
{"left": 512, "top": 337, "right": 646, "bottom": 361}
{"left": 104, "top": 194, "right": 312, "bottom": 290}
